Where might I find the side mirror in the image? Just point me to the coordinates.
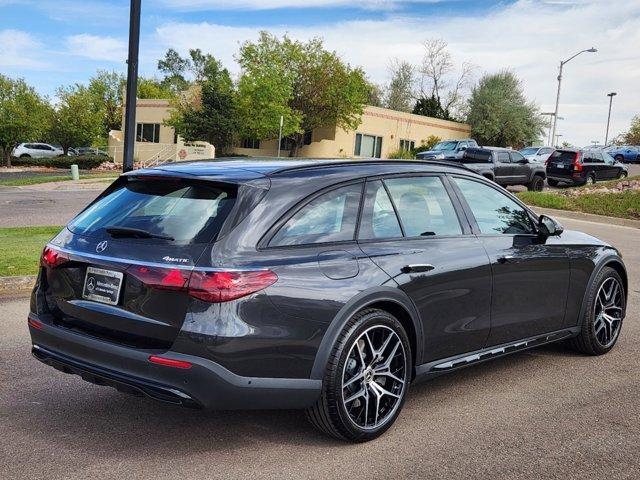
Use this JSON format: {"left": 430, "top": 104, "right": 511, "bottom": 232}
{"left": 459, "top": 146, "right": 467, "bottom": 151}
{"left": 518, "top": 158, "right": 529, "bottom": 164}
{"left": 538, "top": 214, "right": 563, "bottom": 238}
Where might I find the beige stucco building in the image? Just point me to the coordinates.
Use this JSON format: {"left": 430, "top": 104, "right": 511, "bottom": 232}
{"left": 108, "top": 100, "right": 471, "bottom": 165}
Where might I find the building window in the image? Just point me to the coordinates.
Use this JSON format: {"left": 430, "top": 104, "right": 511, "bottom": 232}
{"left": 399, "top": 139, "right": 415, "bottom": 152}
{"left": 136, "top": 123, "right": 160, "bottom": 143}
{"left": 355, "top": 133, "right": 383, "bottom": 158}
{"left": 241, "top": 138, "right": 260, "bottom": 149}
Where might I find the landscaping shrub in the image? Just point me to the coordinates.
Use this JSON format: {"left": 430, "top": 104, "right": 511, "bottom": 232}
{"left": 10, "top": 155, "right": 110, "bottom": 170}
{"left": 388, "top": 149, "right": 414, "bottom": 159}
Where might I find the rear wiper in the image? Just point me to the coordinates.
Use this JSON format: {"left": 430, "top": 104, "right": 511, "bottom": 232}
{"left": 105, "top": 226, "right": 174, "bottom": 241}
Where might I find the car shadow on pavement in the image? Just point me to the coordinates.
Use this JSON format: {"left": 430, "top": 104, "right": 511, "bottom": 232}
{"left": 6, "top": 343, "right": 582, "bottom": 455}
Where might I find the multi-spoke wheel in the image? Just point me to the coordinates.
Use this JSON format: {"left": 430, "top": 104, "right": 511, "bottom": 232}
{"left": 593, "top": 277, "right": 624, "bottom": 348}
{"left": 306, "top": 309, "right": 411, "bottom": 442}
{"left": 341, "top": 326, "right": 406, "bottom": 430}
{"left": 568, "top": 266, "right": 626, "bottom": 355}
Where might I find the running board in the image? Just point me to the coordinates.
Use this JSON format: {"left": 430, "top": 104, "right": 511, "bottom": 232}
{"left": 414, "top": 327, "right": 579, "bottom": 382}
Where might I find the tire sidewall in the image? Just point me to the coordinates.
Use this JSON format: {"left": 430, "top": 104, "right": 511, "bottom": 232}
{"left": 584, "top": 267, "right": 626, "bottom": 354}
{"left": 328, "top": 310, "right": 412, "bottom": 441}
{"left": 529, "top": 175, "right": 544, "bottom": 191}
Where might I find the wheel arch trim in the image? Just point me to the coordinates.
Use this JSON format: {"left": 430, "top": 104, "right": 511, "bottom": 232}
{"left": 310, "top": 287, "right": 424, "bottom": 380}
{"left": 575, "top": 253, "right": 628, "bottom": 327}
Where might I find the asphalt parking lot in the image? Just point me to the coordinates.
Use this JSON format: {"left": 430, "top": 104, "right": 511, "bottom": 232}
{"left": 0, "top": 216, "right": 638, "bottom": 480}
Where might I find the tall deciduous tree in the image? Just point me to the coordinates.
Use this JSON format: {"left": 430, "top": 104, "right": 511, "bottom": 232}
{"left": 416, "top": 38, "right": 473, "bottom": 121}
{"left": 50, "top": 84, "right": 103, "bottom": 155}
{"left": 236, "top": 32, "right": 370, "bottom": 156}
{"left": 0, "top": 75, "right": 51, "bottom": 167}
{"left": 384, "top": 59, "right": 414, "bottom": 113}
{"left": 466, "top": 71, "right": 544, "bottom": 147}
{"left": 165, "top": 57, "right": 238, "bottom": 154}
{"left": 88, "top": 70, "right": 125, "bottom": 137}
{"left": 137, "top": 77, "right": 175, "bottom": 99}
{"left": 620, "top": 115, "right": 640, "bottom": 144}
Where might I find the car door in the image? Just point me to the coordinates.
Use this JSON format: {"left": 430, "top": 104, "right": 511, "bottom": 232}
{"left": 357, "top": 175, "right": 492, "bottom": 361}
{"left": 493, "top": 151, "right": 512, "bottom": 184}
{"left": 602, "top": 152, "right": 620, "bottom": 179}
{"left": 450, "top": 176, "right": 570, "bottom": 345}
{"left": 509, "top": 151, "right": 530, "bottom": 183}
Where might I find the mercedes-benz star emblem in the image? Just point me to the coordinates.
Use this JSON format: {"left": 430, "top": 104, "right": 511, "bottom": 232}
{"left": 96, "top": 240, "right": 108, "bottom": 253}
{"left": 87, "top": 277, "right": 96, "bottom": 292}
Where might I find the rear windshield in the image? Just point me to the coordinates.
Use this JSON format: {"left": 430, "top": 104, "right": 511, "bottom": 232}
{"left": 549, "top": 150, "right": 578, "bottom": 164}
{"left": 520, "top": 147, "right": 538, "bottom": 155}
{"left": 461, "top": 149, "right": 492, "bottom": 163}
{"left": 68, "top": 177, "right": 237, "bottom": 243}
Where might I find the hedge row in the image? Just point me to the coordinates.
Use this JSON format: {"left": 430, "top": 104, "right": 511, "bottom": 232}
{"left": 10, "top": 155, "right": 111, "bottom": 170}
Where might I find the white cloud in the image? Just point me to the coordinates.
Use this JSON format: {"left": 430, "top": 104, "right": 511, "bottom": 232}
{"left": 154, "top": 0, "right": 640, "bottom": 145}
{"left": 0, "top": 30, "right": 51, "bottom": 69}
{"left": 65, "top": 34, "right": 127, "bottom": 62}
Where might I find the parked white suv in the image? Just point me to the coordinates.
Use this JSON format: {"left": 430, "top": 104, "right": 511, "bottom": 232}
{"left": 12, "top": 143, "right": 63, "bottom": 159}
{"left": 519, "top": 146, "right": 555, "bottom": 163}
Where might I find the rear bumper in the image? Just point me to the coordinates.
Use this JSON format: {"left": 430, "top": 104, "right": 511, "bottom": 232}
{"left": 28, "top": 313, "right": 322, "bottom": 410}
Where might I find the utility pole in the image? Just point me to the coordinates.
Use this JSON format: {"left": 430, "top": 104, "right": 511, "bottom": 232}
{"left": 122, "top": 0, "right": 142, "bottom": 173}
{"left": 605, "top": 92, "right": 617, "bottom": 146}
{"left": 551, "top": 48, "right": 597, "bottom": 151}
{"left": 277, "top": 115, "right": 284, "bottom": 158}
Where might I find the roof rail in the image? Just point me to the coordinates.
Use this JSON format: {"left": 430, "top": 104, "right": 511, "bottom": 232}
{"left": 268, "top": 158, "right": 477, "bottom": 175}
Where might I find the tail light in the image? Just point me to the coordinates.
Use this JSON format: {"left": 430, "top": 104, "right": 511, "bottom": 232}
{"left": 573, "top": 152, "right": 583, "bottom": 172}
{"left": 126, "top": 265, "right": 190, "bottom": 290}
{"left": 188, "top": 270, "right": 278, "bottom": 303}
{"left": 148, "top": 355, "right": 192, "bottom": 369}
{"left": 41, "top": 246, "right": 69, "bottom": 268}
{"left": 126, "top": 265, "right": 277, "bottom": 303}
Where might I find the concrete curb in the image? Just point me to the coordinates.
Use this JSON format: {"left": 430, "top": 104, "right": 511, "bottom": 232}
{"left": 0, "top": 275, "right": 36, "bottom": 294}
{"left": 526, "top": 205, "right": 640, "bottom": 229}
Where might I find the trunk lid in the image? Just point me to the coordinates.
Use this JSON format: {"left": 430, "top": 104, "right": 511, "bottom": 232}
{"left": 39, "top": 175, "right": 243, "bottom": 350}
{"left": 547, "top": 150, "right": 579, "bottom": 176}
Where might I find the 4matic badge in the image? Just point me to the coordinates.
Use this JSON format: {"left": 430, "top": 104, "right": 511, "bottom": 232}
{"left": 163, "top": 255, "right": 189, "bottom": 264}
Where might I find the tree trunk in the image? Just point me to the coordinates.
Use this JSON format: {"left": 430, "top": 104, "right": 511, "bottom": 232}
{"left": 3, "top": 148, "right": 11, "bottom": 168}
{"left": 288, "top": 133, "right": 304, "bottom": 158}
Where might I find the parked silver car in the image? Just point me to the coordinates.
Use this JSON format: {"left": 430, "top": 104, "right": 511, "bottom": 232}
{"left": 12, "top": 143, "right": 63, "bottom": 159}
{"left": 519, "top": 146, "right": 555, "bottom": 163}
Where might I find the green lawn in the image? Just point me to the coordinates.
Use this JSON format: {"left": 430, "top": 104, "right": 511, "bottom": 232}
{"left": 0, "top": 226, "right": 62, "bottom": 277}
{"left": 517, "top": 190, "right": 640, "bottom": 220}
{"left": 0, "top": 172, "right": 119, "bottom": 187}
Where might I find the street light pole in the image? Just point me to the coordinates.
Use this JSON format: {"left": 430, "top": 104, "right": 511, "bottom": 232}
{"left": 550, "top": 47, "right": 597, "bottom": 148}
{"left": 277, "top": 115, "right": 283, "bottom": 158}
{"left": 122, "top": 0, "right": 142, "bottom": 173}
{"left": 605, "top": 92, "right": 617, "bottom": 146}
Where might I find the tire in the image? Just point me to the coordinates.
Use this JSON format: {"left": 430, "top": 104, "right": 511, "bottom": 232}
{"left": 306, "top": 308, "right": 412, "bottom": 442}
{"left": 527, "top": 175, "right": 544, "bottom": 192}
{"left": 19, "top": 154, "right": 31, "bottom": 158}
{"left": 614, "top": 155, "right": 624, "bottom": 162}
{"left": 585, "top": 174, "right": 595, "bottom": 186}
{"left": 619, "top": 170, "right": 628, "bottom": 179}
{"left": 547, "top": 179, "right": 559, "bottom": 187}
{"left": 567, "top": 266, "right": 626, "bottom": 355}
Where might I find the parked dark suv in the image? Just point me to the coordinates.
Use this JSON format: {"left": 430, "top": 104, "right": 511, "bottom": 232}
{"left": 546, "top": 149, "right": 628, "bottom": 187}
{"left": 29, "top": 159, "right": 627, "bottom": 442}
{"left": 458, "top": 147, "right": 546, "bottom": 191}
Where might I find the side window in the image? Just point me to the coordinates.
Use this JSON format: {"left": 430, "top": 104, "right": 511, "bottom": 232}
{"left": 453, "top": 177, "right": 535, "bottom": 235}
{"left": 384, "top": 176, "right": 462, "bottom": 237}
{"left": 358, "top": 180, "right": 402, "bottom": 240}
{"left": 510, "top": 151, "right": 526, "bottom": 162}
{"left": 269, "top": 183, "right": 362, "bottom": 247}
{"left": 592, "top": 152, "right": 604, "bottom": 163}
{"left": 497, "top": 152, "right": 510, "bottom": 163}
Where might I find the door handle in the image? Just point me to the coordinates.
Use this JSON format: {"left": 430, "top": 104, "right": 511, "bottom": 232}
{"left": 401, "top": 264, "right": 435, "bottom": 274}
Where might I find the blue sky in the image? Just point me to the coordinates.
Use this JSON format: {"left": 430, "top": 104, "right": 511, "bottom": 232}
{"left": 1, "top": 0, "right": 639, "bottom": 145}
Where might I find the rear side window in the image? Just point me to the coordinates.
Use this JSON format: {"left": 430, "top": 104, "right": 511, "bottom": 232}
{"left": 270, "top": 183, "right": 362, "bottom": 247}
{"left": 68, "top": 178, "right": 237, "bottom": 244}
{"left": 359, "top": 180, "right": 402, "bottom": 240}
{"left": 461, "top": 149, "right": 492, "bottom": 163}
{"left": 384, "top": 176, "right": 462, "bottom": 237}
{"left": 496, "top": 152, "right": 510, "bottom": 163}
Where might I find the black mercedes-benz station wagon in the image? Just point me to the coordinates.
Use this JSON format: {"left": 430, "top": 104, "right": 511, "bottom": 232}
{"left": 28, "top": 159, "right": 627, "bottom": 442}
